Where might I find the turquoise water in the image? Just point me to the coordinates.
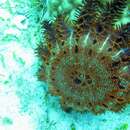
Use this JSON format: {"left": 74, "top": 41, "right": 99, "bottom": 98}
{"left": 0, "top": 0, "right": 130, "bottom": 130}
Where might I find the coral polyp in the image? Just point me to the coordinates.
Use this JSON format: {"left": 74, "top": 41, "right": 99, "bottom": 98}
{"left": 36, "top": 0, "right": 130, "bottom": 114}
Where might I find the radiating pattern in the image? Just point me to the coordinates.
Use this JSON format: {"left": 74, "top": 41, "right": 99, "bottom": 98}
{"left": 36, "top": 0, "right": 130, "bottom": 114}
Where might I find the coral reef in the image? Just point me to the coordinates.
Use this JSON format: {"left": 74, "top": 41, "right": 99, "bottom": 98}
{"left": 36, "top": 0, "right": 130, "bottom": 114}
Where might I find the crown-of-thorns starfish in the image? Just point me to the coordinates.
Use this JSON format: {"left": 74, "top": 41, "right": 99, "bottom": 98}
{"left": 36, "top": 0, "right": 130, "bottom": 114}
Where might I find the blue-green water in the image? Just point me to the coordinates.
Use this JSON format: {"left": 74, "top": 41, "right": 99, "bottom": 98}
{"left": 0, "top": 0, "right": 130, "bottom": 130}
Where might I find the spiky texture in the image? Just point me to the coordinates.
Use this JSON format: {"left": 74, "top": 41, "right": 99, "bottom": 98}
{"left": 36, "top": 0, "right": 130, "bottom": 114}
{"left": 74, "top": 0, "right": 103, "bottom": 40}
{"left": 100, "top": 0, "right": 127, "bottom": 25}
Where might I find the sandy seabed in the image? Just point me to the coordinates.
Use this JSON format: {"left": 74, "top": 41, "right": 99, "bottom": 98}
{"left": 0, "top": 0, "right": 130, "bottom": 130}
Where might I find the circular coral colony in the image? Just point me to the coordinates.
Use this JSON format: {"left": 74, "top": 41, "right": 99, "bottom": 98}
{"left": 36, "top": 0, "right": 130, "bottom": 114}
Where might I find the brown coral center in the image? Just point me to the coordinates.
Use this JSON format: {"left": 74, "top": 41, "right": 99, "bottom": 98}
{"left": 73, "top": 77, "right": 82, "bottom": 85}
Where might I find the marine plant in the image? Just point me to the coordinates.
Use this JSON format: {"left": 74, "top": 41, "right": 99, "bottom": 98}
{"left": 36, "top": 0, "right": 130, "bottom": 114}
{"left": 115, "top": 123, "right": 128, "bottom": 130}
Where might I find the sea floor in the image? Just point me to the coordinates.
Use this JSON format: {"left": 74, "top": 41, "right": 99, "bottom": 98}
{"left": 0, "top": 0, "right": 130, "bottom": 130}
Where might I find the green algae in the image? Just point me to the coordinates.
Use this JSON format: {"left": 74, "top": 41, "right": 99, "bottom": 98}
{"left": 2, "top": 117, "right": 13, "bottom": 125}
{"left": 70, "top": 123, "right": 76, "bottom": 130}
{"left": 115, "top": 123, "right": 128, "bottom": 130}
